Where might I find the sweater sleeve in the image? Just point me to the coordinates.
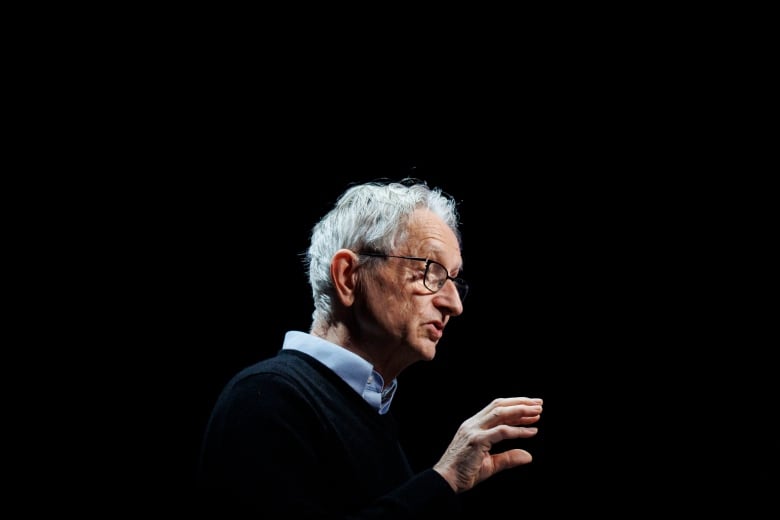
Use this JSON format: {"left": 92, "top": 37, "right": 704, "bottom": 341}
{"left": 369, "top": 468, "right": 462, "bottom": 519}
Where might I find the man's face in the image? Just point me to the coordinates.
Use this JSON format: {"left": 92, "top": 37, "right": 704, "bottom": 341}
{"left": 356, "top": 208, "right": 465, "bottom": 368}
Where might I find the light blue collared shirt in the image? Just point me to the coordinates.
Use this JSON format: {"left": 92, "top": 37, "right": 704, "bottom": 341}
{"left": 282, "top": 331, "right": 398, "bottom": 415}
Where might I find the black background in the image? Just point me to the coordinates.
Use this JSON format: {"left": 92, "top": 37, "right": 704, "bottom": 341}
{"left": 76, "top": 131, "right": 755, "bottom": 517}
{"left": 114, "top": 153, "right": 652, "bottom": 515}
{"left": 36, "top": 28, "right": 766, "bottom": 515}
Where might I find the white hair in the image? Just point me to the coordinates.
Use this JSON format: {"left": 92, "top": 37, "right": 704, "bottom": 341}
{"left": 305, "top": 178, "right": 461, "bottom": 324}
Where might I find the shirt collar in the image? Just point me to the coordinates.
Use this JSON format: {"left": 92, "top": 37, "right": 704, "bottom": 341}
{"left": 282, "top": 331, "right": 398, "bottom": 414}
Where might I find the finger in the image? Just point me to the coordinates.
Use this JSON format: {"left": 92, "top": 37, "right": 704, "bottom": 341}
{"left": 491, "top": 448, "right": 534, "bottom": 472}
{"left": 483, "top": 424, "right": 539, "bottom": 446}
{"left": 479, "top": 403, "right": 543, "bottom": 429}
{"left": 482, "top": 397, "right": 543, "bottom": 410}
{"left": 474, "top": 397, "right": 542, "bottom": 420}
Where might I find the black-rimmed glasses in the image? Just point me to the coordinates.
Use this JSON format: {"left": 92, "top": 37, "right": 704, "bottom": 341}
{"left": 358, "top": 252, "right": 468, "bottom": 302}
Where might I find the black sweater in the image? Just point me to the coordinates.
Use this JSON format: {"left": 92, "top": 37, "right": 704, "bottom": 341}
{"left": 197, "top": 349, "right": 461, "bottom": 519}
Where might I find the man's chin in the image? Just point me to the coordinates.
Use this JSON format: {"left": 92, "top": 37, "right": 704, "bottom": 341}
{"left": 419, "top": 339, "right": 439, "bottom": 361}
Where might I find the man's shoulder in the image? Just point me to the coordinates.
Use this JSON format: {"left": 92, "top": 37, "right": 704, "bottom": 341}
{"left": 232, "top": 349, "right": 323, "bottom": 386}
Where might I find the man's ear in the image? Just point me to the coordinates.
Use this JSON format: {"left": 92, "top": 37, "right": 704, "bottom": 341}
{"left": 331, "top": 249, "right": 360, "bottom": 307}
